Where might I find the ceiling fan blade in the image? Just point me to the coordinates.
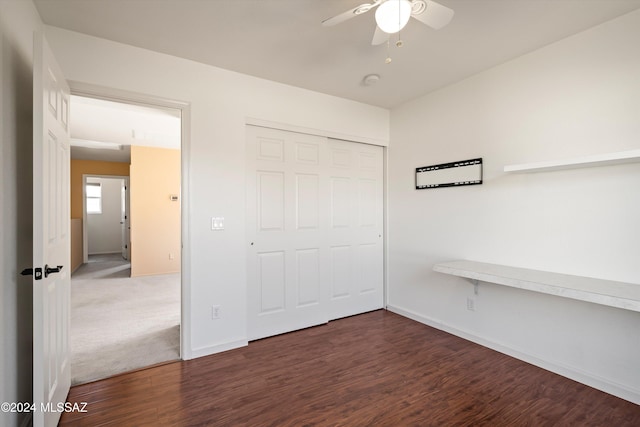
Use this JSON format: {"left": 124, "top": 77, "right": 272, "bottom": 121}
{"left": 371, "top": 25, "right": 389, "bottom": 45}
{"left": 411, "top": 0, "right": 454, "bottom": 30}
{"left": 322, "top": 2, "right": 375, "bottom": 27}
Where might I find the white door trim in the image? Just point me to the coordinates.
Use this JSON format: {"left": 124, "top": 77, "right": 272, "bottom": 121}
{"left": 245, "top": 117, "right": 389, "bottom": 147}
{"left": 69, "top": 81, "right": 192, "bottom": 360}
{"left": 382, "top": 146, "right": 389, "bottom": 309}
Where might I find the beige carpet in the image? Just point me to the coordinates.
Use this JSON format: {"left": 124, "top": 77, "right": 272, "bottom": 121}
{"left": 70, "top": 254, "right": 180, "bottom": 385}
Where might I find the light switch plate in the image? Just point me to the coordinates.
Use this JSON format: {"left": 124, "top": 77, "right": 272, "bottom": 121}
{"left": 211, "top": 217, "right": 225, "bottom": 230}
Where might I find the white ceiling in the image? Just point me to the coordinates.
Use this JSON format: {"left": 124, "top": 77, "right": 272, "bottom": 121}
{"left": 70, "top": 95, "right": 181, "bottom": 162}
{"left": 36, "top": 0, "right": 640, "bottom": 109}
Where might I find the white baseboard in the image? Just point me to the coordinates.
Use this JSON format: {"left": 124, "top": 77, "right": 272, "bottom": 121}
{"left": 187, "top": 338, "right": 248, "bottom": 360}
{"left": 386, "top": 304, "right": 640, "bottom": 405}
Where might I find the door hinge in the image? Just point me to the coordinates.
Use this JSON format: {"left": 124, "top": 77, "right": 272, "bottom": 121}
{"left": 21, "top": 267, "right": 43, "bottom": 280}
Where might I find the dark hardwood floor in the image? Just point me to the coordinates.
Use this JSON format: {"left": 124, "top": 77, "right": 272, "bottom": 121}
{"left": 60, "top": 310, "right": 640, "bottom": 426}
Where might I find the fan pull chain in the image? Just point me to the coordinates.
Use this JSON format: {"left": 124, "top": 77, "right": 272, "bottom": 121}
{"left": 396, "top": 0, "right": 404, "bottom": 48}
{"left": 385, "top": 39, "right": 392, "bottom": 64}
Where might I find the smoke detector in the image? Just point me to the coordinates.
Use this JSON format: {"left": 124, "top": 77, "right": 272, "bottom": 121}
{"left": 362, "top": 74, "right": 380, "bottom": 86}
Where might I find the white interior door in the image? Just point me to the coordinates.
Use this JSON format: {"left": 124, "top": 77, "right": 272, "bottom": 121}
{"left": 326, "top": 139, "right": 384, "bottom": 320}
{"left": 32, "top": 33, "right": 71, "bottom": 427}
{"left": 246, "top": 126, "right": 383, "bottom": 341}
{"left": 247, "top": 126, "right": 330, "bottom": 340}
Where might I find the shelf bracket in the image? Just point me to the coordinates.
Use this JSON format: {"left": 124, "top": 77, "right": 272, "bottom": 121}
{"left": 468, "top": 279, "right": 479, "bottom": 295}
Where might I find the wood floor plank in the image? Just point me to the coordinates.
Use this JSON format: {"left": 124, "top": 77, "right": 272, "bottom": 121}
{"left": 60, "top": 310, "right": 640, "bottom": 426}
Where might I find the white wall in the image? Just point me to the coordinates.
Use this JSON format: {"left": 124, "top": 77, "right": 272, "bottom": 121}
{"left": 44, "top": 26, "right": 390, "bottom": 358}
{"left": 0, "top": 1, "right": 43, "bottom": 426}
{"left": 87, "top": 177, "right": 123, "bottom": 254}
{"left": 388, "top": 9, "right": 640, "bottom": 403}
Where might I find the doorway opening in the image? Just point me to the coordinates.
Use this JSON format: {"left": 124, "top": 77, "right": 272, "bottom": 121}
{"left": 81, "top": 175, "right": 129, "bottom": 265}
{"left": 68, "top": 94, "right": 183, "bottom": 385}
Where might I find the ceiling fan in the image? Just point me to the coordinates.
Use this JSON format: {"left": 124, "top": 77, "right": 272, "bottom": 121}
{"left": 322, "top": 0, "right": 454, "bottom": 46}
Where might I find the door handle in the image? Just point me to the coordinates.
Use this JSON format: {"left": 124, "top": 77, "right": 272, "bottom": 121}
{"left": 21, "top": 267, "right": 43, "bottom": 280}
{"left": 44, "top": 264, "right": 63, "bottom": 278}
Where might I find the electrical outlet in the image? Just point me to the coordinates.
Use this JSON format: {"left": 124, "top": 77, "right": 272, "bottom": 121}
{"left": 466, "top": 297, "right": 475, "bottom": 312}
{"left": 212, "top": 305, "right": 221, "bottom": 319}
{"left": 169, "top": 253, "right": 174, "bottom": 260}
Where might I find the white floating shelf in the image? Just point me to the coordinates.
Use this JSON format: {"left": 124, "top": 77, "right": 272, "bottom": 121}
{"left": 433, "top": 260, "right": 640, "bottom": 313}
{"left": 504, "top": 149, "right": 640, "bottom": 173}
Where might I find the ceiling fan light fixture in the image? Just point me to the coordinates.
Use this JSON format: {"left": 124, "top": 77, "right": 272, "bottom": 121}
{"left": 375, "top": 0, "right": 412, "bottom": 34}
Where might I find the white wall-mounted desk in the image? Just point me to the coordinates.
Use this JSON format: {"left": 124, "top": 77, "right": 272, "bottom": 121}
{"left": 433, "top": 260, "right": 640, "bottom": 313}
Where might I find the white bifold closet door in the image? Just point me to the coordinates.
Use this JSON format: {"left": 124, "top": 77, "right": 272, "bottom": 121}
{"left": 246, "top": 126, "right": 383, "bottom": 341}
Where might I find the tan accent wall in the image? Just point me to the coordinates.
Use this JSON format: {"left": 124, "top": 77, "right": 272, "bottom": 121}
{"left": 70, "top": 218, "right": 83, "bottom": 273}
{"left": 70, "top": 159, "right": 130, "bottom": 219}
{"left": 130, "top": 146, "right": 181, "bottom": 277}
